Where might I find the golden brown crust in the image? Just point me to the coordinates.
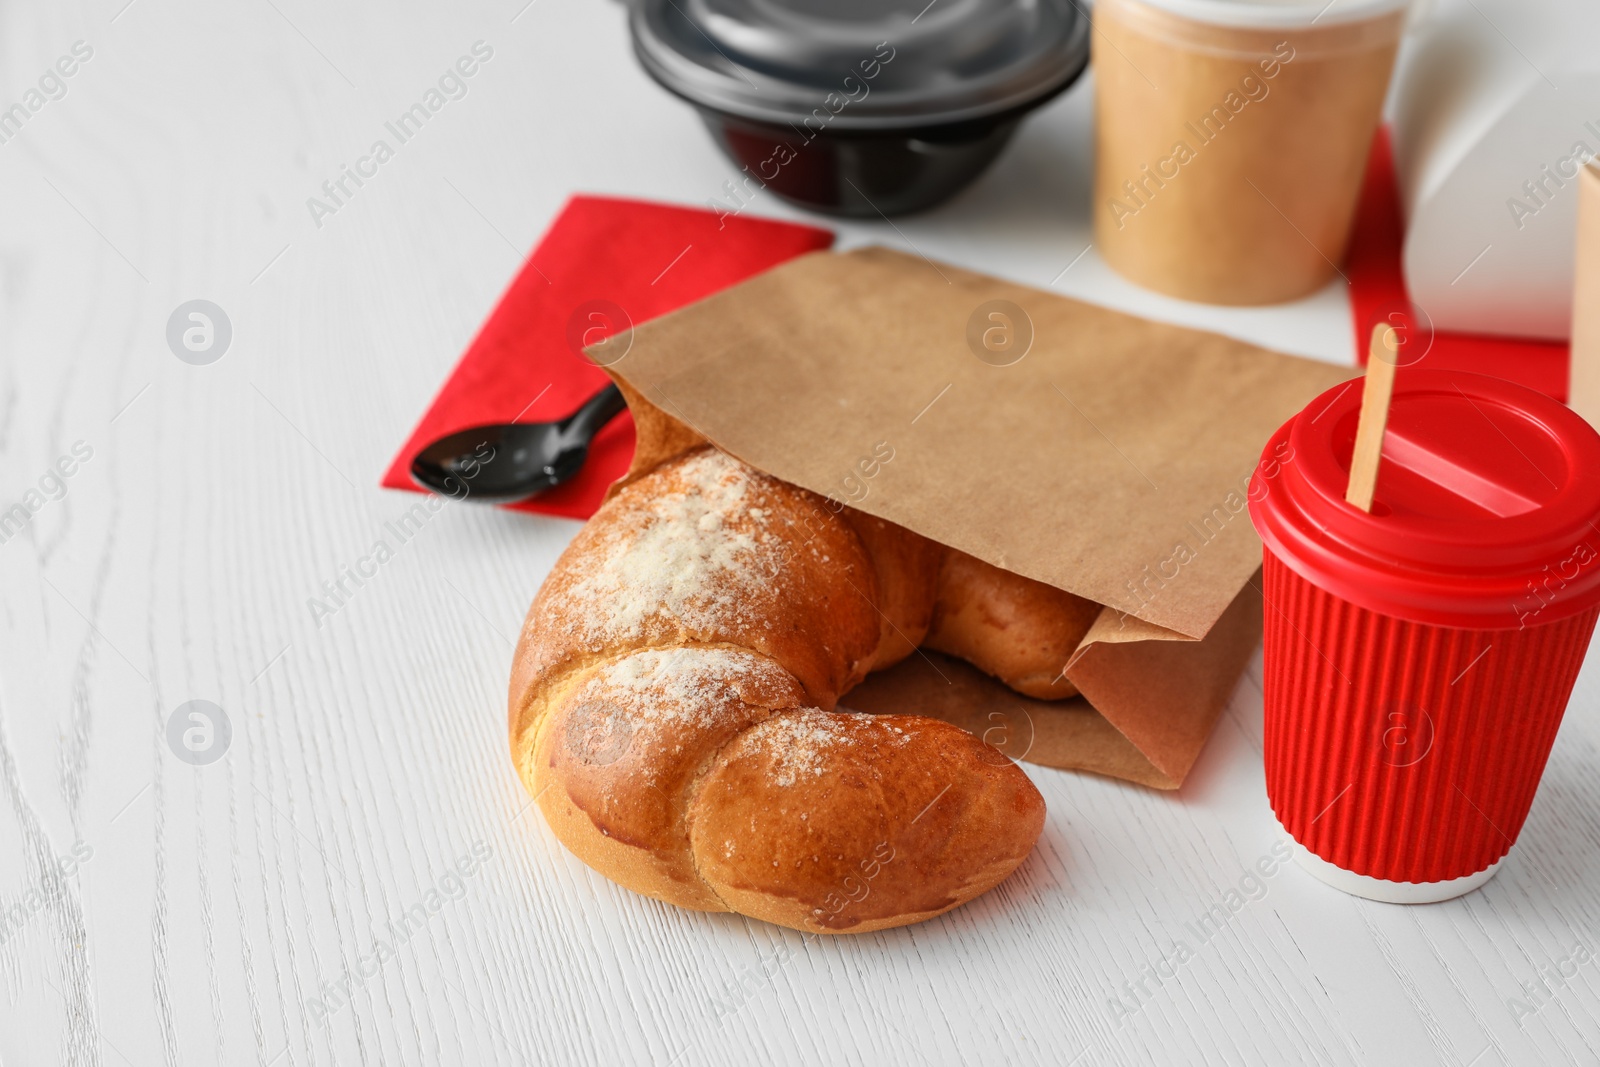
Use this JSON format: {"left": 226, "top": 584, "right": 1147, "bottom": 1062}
{"left": 837, "top": 509, "right": 943, "bottom": 672}
{"left": 509, "top": 446, "right": 1075, "bottom": 933}
{"left": 535, "top": 647, "right": 807, "bottom": 911}
{"left": 924, "top": 548, "right": 1101, "bottom": 700}
{"left": 688, "top": 710, "right": 1044, "bottom": 933}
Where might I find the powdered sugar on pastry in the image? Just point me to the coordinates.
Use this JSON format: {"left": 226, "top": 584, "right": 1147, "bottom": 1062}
{"left": 759, "top": 708, "right": 859, "bottom": 788}
{"left": 577, "top": 646, "right": 790, "bottom": 734}
{"left": 565, "top": 450, "right": 784, "bottom": 645}
{"left": 569, "top": 647, "right": 863, "bottom": 789}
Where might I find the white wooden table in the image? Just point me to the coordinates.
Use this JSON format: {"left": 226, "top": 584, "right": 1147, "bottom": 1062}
{"left": 3, "top": 1, "right": 1597, "bottom": 1064}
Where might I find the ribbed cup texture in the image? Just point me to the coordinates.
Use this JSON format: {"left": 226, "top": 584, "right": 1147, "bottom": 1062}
{"left": 1262, "top": 549, "right": 1599, "bottom": 884}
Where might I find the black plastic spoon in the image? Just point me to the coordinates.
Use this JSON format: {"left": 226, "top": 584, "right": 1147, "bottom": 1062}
{"left": 410, "top": 383, "right": 627, "bottom": 503}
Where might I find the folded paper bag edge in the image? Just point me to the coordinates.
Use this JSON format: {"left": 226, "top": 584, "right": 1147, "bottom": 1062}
{"left": 1067, "top": 576, "right": 1264, "bottom": 784}
{"left": 840, "top": 652, "right": 1184, "bottom": 790}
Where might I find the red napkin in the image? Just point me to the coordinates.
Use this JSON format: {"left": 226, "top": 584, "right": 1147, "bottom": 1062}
{"left": 382, "top": 195, "right": 834, "bottom": 519}
{"left": 1346, "top": 127, "right": 1569, "bottom": 398}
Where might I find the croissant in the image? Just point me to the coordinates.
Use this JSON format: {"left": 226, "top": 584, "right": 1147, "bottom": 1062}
{"left": 510, "top": 446, "right": 1097, "bottom": 932}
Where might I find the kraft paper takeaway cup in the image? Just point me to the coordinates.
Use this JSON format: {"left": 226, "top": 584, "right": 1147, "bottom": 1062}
{"left": 1093, "top": 0, "right": 1407, "bottom": 305}
{"left": 1249, "top": 370, "right": 1600, "bottom": 903}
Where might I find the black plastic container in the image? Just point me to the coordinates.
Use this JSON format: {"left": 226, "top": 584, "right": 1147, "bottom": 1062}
{"left": 630, "top": 0, "right": 1089, "bottom": 217}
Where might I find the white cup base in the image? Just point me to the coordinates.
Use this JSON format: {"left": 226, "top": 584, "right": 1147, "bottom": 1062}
{"left": 1281, "top": 828, "right": 1504, "bottom": 904}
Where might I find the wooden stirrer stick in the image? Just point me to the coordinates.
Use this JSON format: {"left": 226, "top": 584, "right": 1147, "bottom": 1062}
{"left": 1345, "top": 323, "right": 1400, "bottom": 512}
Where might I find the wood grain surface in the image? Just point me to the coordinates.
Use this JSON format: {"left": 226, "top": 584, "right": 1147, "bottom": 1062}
{"left": 1, "top": 0, "right": 1596, "bottom": 1064}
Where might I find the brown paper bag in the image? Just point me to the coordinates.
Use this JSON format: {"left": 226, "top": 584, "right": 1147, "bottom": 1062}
{"left": 600, "top": 247, "right": 1353, "bottom": 788}
{"left": 1570, "top": 162, "right": 1600, "bottom": 429}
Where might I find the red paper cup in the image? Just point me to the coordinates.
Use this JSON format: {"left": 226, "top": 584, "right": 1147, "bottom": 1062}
{"left": 1249, "top": 370, "right": 1600, "bottom": 902}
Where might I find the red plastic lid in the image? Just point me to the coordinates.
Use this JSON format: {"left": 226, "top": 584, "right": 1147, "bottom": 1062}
{"left": 1249, "top": 369, "right": 1600, "bottom": 629}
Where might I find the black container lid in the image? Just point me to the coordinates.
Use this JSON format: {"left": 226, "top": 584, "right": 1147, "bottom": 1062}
{"left": 630, "top": 0, "right": 1090, "bottom": 131}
